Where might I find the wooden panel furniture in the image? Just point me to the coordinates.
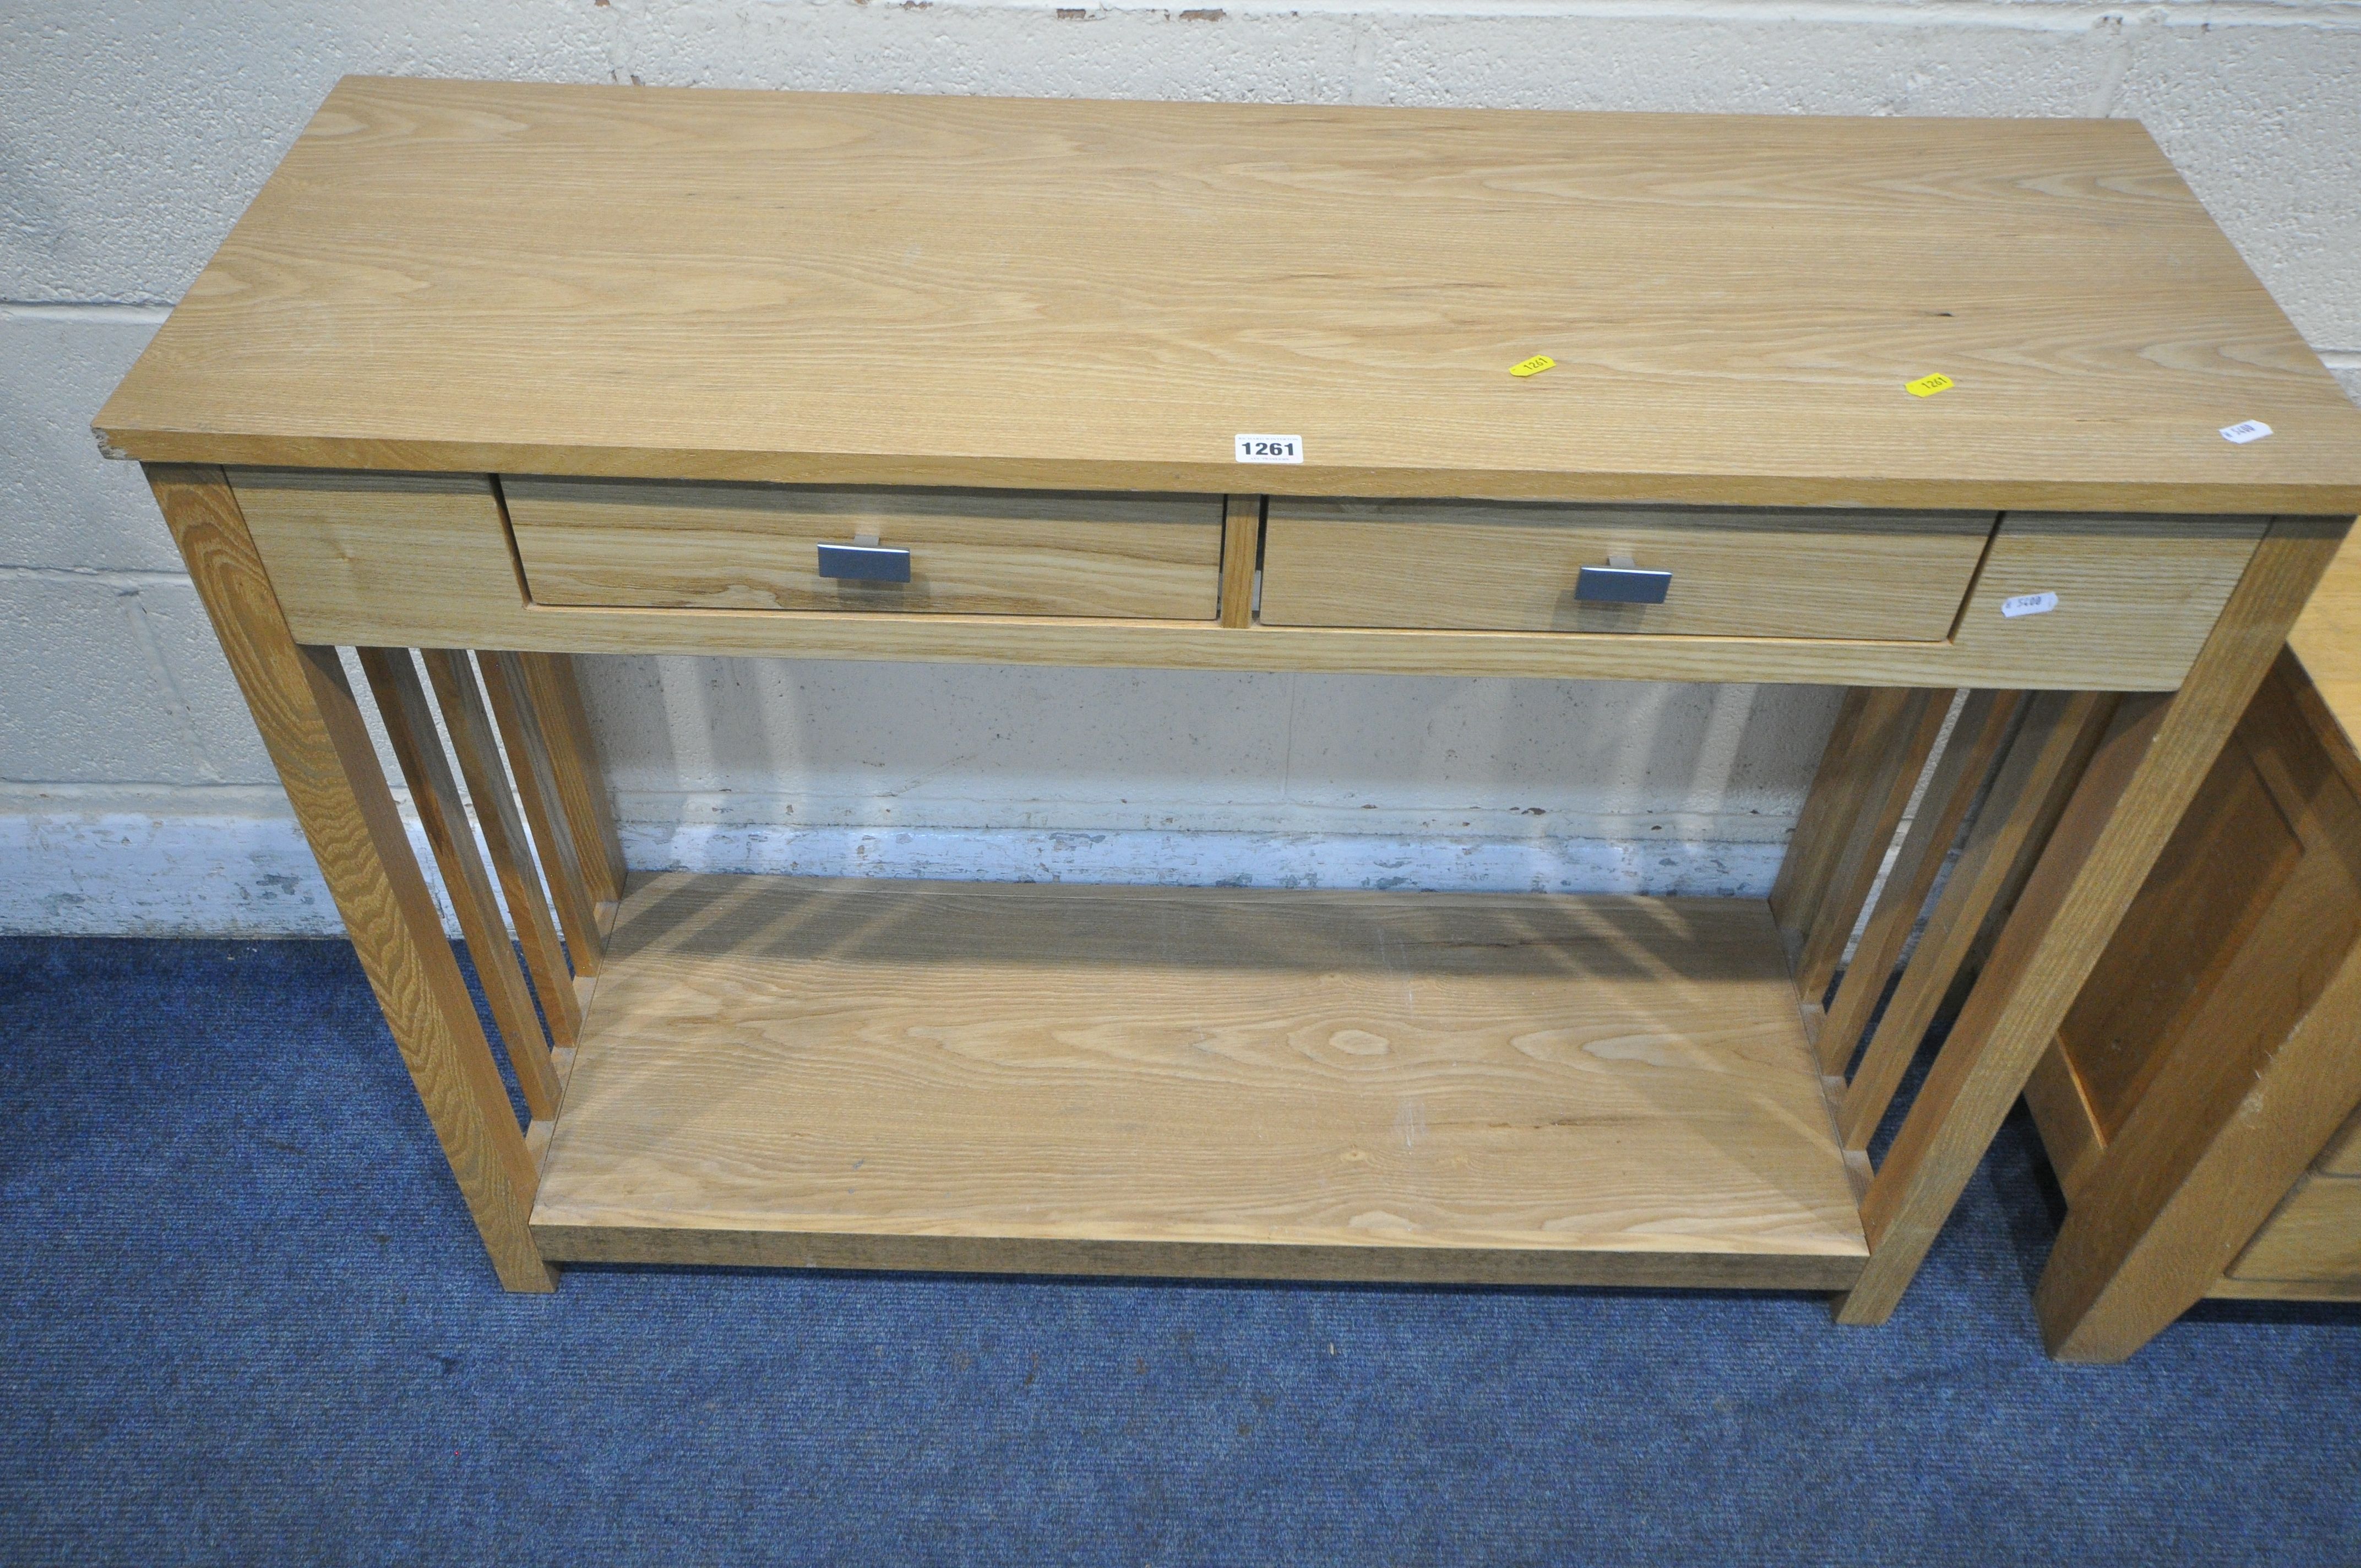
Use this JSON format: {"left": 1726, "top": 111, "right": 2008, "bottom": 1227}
{"left": 1258, "top": 500, "right": 1996, "bottom": 639}
{"left": 97, "top": 78, "right": 2361, "bottom": 1326}
{"left": 2028, "top": 533, "right": 2361, "bottom": 1359}
{"left": 504, "top": 480, "right": 1228, "bottom": 618}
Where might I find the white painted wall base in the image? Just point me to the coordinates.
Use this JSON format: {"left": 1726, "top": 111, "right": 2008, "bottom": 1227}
{"left": 635, "top": 822, "right": 1788, "bottom": 896}
{"left": 1, "top": 812, "right": 353, "bottom": 937}
{"left": 0, "top": 810, "right": 1788, "bottom": 937}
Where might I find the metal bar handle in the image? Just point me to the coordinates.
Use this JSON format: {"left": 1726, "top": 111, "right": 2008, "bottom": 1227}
{"left": 1574, "top": 552, "right": 1671, "bottom": 605}
{"left": 816, "top": 537, "right": 912, "bottom": 583}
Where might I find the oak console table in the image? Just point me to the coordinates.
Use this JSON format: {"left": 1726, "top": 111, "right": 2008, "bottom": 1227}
{"left": 95, "top": 78, "right": 2361, "bottom": 1330}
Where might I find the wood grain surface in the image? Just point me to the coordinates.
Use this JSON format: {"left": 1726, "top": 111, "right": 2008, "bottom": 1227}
{"left": 530, "top": 873, "right": 1869, "bottom": 1282}
{"left": 1837, "top": 690, "right": 2114, "bottom": 1151}
{"left": 2287, "top": 522, "right": 2361, "bottom": 750}
{"left": 2324, "top": 1104, "right": 2361, "bottom": 1176}
{"left": 356, "top": 646, "right": 562, "bottom": 1118}
{"left": 2027, "top": 649, "right": 2361, "bottom": 1356}
{"left": 1219, "top": 493, "right": 1261, "bottom": 629}
{"left": 2206, "top": 1275, "right": 2361, "bottom": 1303}
{"left": 420, "top": 649, "right": 584, "bottom": 1049}
{"left": 1260, "top": 501, "right": 1993, "bottom": 639}
{"left": 226, "top": 468, "right": 2272, "bottom": 690}
{"left": 2022, "top": 1039, "right": 2108, "bottom": 1202}
{"left": 478, "top": 651, "right": 605, "bottom": 976}
{"left": 1847, "top": 515, "right": 2346, "bottom": 1328}
{"left": 515, "top": 651, "right": 626, "bottom": 913}
{"left": 1791, "top": 688, "right": 1951, "bottom": 1005}
{"left": 1816, "top": 689, "right": 2021, "bottom": 1076}
{"left": 144, "top": 464, "right": 552, "bottom": 1291}
{"left": 96, "top": 78, "right": 2361, "bottom": 513}
{"left": 2228, "top": 1175, "right": 2361, "bottom": 1284}
{"left": 505, "top": 477, "right": 1225, "bottom": 619}
{"left": 1770, "top": 687, "right": 1880, "bottom": 971}
{"left": 2052, "top": 680, "right": 2318, "bottom": 1140}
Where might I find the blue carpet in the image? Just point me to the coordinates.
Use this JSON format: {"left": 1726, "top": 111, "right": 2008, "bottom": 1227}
{"left": 2, "top": 935, "right": 2355, "bottom": 1565}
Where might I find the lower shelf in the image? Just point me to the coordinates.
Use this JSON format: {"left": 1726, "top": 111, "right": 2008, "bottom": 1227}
{"left": 530, "top": 872, "right": 1870, "bottom": 1288}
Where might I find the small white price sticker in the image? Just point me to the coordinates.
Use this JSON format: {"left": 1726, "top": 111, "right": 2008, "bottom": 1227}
{"left": 1235, "top": 434, "right": 1303, "bottom": 464}
{"left": 2221, "top": 420, "right": 2273, "bottom": 444}
{"left": 2001, "top": 591, "right": 2059, "bottom": 619}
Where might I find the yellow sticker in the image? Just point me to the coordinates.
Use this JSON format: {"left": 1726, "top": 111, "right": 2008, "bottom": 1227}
{"left": 1906, "top": 373, "right": 1954, "bottom": 398}
{"left": 1510, "top": 355, "right": 1556, "bottom": 378}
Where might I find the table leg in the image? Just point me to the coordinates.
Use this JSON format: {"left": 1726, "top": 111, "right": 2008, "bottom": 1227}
{"left": 1834, "top": 515, "right": 2348, "bottom": 1326}
{"left": 145, "top": 464, "right": 554, "bottom": 1293}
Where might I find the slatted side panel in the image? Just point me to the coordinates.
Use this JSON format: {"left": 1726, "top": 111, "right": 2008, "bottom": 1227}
{"left": 480, "top": 650, "right": 609, "bottom": 977}
{"left": 1816, "top": 690, "right": 2023, "bottom": 1077}
{"left": 1838, "top": 693, "right": 2115, "bottom": 1151}
{"left": 357, "top": 649, "right": 564, "bottom": 1120}
{"left": 1781, "top": 685, "right": 2114, "bottom": 1167}
{"left": 1791, "top": 689, "right": 1954, "bottom": 1010}
{"left": 346, "top": 646, "right": 620, "bottom": 1140}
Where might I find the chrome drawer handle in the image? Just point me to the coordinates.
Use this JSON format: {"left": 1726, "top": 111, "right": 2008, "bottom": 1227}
{"left": 816, "top": 536, "right": 912, "bottom": 583}
{"left": 1574, "top": 553, "right": 1671, "bottom": 605}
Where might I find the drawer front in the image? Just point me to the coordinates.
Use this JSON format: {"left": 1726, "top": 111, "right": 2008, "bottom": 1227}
{"left": 1258, "top": 500, "right": 1996, "bottom": 639}
{"left": 505, "top": 478, "right": 1226, "bottom": 620}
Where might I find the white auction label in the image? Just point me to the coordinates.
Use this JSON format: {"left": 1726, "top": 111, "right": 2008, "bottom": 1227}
{"left": 1234, "top": 434, "right": 1304, "bottom": 464}
{"left": 2001, "top": 591, "right": 2059, "bottom": 619}
{"left": 2220, "top": 420, "right": 2273, "bottom": 444}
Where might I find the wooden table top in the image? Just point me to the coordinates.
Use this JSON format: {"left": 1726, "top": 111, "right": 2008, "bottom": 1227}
{"left": 97, "top": 76, "right": 2361, "bottom": 514}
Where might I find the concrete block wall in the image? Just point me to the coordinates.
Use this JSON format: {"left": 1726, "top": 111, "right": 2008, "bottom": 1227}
{"left": 4, "top": 0, "right": 2358, "bottom": 933}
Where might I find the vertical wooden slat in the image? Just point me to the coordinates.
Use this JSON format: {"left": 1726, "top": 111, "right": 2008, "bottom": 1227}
{"left": 480, "top": 649, "right": 606, "bottom": 976}
{"left": 144, "top": 465, "right": 553, "bottom": 1292}
{"left": 1218, "top": 494, "right": 1262, "bottom": 629}
{"left": 1791, "top": 688, "right": 1954, "bottom": 1005}
{"left": 357, "top": 646, "right": 563, "bottom": 1120}
{"left": 516, "top": 651, "right": 625, "bottom": 912}
{"left": 1835, "top": 515, "right": 2349, "bottom": 1326}
{"left": 1818, "top": 689, "right": 2023, "bottom": 1075}
{"left": 1774, "top": 688, "right": 1939, "bottom": 1001}
{"left": 421, "top": 649, "right": 585, "bottom": 1050}
{"left": 1836, "top": 689, "right": 2113, "bottom": 1148}
{"left": 1943, "top": 715, "right": 2118, "bottom": 1024}
{"left": 1770, "top": 687, "right": 1879, "bottom": 950}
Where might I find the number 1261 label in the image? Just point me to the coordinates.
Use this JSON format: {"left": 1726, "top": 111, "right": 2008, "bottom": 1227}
{"left": 1235, "top": 434, "right": 1303, "bottom": 464}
